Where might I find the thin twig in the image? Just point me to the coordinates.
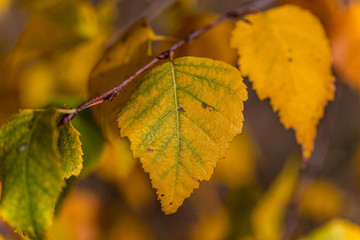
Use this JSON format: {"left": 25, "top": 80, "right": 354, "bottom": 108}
{"left": 58, "top": 0, "right": 274, "bottom": 127}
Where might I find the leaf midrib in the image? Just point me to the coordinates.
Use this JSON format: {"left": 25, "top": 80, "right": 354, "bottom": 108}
{"left": 170, "top": 61, "right": 180, "bottom": 202}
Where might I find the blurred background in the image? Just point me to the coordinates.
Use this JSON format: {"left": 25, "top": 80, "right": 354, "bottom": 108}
{"left": 0, "top": 0, "right": 359, "bottom": 239}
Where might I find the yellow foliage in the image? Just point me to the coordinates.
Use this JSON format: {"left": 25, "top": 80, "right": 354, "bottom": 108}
{"left": 214, "top": 133, "right": 256, "bottom": 188}
{"left": 48, "top": 189, "right": 101, "bottom": 240}
{"left": 53, "top": 35, "right": 106, "bottom": 97}
{"left": 280, "top": 0, "right": 340, "bottom": 30}
{"left": 301, "top": 180, "right": 344, "bottom": 221}
{"left": 88, "top": 19, "right": 160, "bottom": 181}
{"left": 252, "top": 158, "right": 299, "bottom": 240}
{"left": 330, "top": 2, "right": 360, "bottom": 91}
{"left": 231, "top": 4, "right": 335, "bottom": 158}
{"left": 17, "top": 61, "right": 55, "bottom": 108}
{"left": 299, "top": 218, "right": 360, "bottom": 240}
{"left": 118, "top": 57, "right": 247, "bottom": 214}
{"left": 96, "top": 134, "right": 135, "bottom": 182}
{"left": 88, "top": 18, "right": 158, "bottom": 131}
{"left": 5, "top": 0, "right": 99, "bottom": 81}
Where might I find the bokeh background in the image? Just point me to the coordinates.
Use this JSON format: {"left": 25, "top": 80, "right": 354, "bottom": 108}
{"left": 0, "top": 0, "right": 359, "bottom": 239}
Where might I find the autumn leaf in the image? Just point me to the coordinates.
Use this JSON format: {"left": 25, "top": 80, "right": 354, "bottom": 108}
{"left": 0, "top": 107, "right": 84, "bottom": 239}
{"left": 58, "top": 122, "right": 83, "bottom": 179}
{"left": 330, "top": 2, "right": 360, "bottom": 91}
{"left": 252, "top": 158, "right": 299, "bottom": 240}
{"left": 88, "top": 18, "right": 161, "bottom": 180}
{"left": 231, "top": 4, "right": 335, "bottom": 158}
{"left": 118, "top": 56, "right": 247, "bottom": 214}
{"left": 0, "top": 108, "right": 63, "bottom": 239}
{"left": 71, "top": 108, "right": 105, "bottom": 177}
{"left": 88, "top": 18, "right": 160, "bottom": 127}
{"left": 299, "top": 218, "right": 360, "bottom": 240}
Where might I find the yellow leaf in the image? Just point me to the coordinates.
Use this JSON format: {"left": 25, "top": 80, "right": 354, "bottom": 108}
{"left": 330, "top": 2, "right": 360, "bottom": 91}
{"left": 88, "top": 19, "right": 159, "bottom": 180}
{"left": 88, "top": 18, "right": 157, "bottom": 131}
{"left": 5, "top": 0, "right": 98, "bottom": 82}
{"left": 280, "top": 0, "right": 340, "bottom": 31}
{"left": 252, "top": 157, "right": 300, "bottom": 240}
{"left": 118, "top": 57, "right": 247, "bottom": 214}
{"left": 300, "top": 179, "right": 344, "bottom": 221}
{"left": 52, "top": 35, "right": 106, "bottom": 97}
{"left": 299, "top": 218, "right": 360, "bottom": 240}
{"left": 90, "top": 18, "right": 156, "bottom": 81}
{"left": 231, "top": 4, "right": 335, "bottom": 158}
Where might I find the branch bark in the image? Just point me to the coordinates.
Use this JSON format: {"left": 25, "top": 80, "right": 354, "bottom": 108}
{"left": 58, "top": 0, "right": 275, "bottom": 127}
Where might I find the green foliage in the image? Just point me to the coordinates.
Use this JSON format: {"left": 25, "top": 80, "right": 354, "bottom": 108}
{"left": 58, "top": 122, "right": 83, "bottom": 179}
{"left": 0, "top": 107, "right": 83, "bottom": 239}
{"left": 0, "top": 108, "right": 63, "bottom": 239}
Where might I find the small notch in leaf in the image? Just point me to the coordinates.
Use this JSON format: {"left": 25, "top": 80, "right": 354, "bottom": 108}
{"left": 202, "top": 102, "right": 207, "bottom": 109}
{"left": 178, "top": 107, "right": 185, "bottom": 112}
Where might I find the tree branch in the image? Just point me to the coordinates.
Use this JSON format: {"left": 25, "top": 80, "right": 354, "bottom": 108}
{"left": 58, "top": 0, "right": 274, "bottom": 127}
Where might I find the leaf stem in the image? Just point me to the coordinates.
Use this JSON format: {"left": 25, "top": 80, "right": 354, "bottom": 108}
{"left": 57, "top": 0, "right": 272, "bottom": 127}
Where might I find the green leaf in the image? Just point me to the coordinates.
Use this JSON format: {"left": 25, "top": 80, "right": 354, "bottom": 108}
{"left": 0, "top": 107, "right": 63, "bottom": 239}
{"left": 58, "top": 122, "right": 83, "bottom": 179}
{"left": 50, "top": 97, "right": 105, "bottom": 177}
{"left": 72, "top": 108, "right": 105, "bottom": 177}
{"left": 118, "top": 56, "right": 247, "bottom": 214}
